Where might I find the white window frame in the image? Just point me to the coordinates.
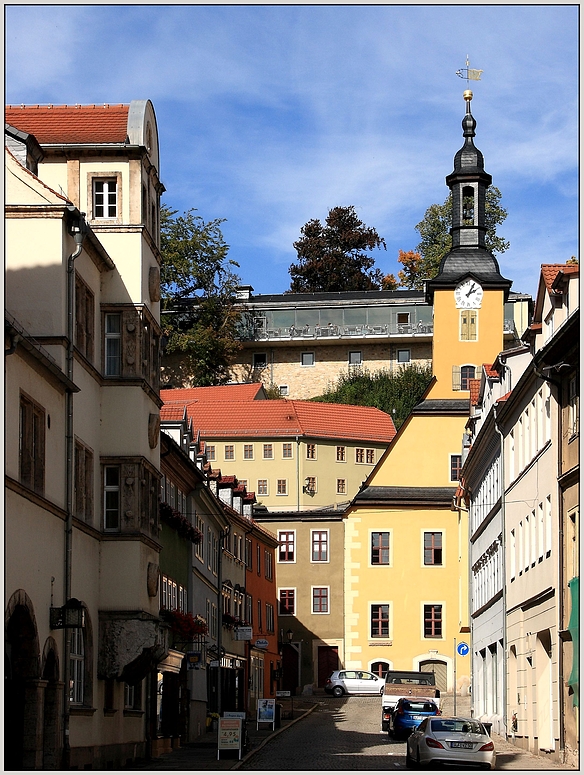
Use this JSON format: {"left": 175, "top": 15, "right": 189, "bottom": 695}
{"left": 243, "top": 443, "right": 254, "bottom": 460}
{"left": 276, "top": 478, "right": 288, "bottom": 496}
{"left": 277, "top": 529, "right": 296, "bottom": 563}
{"left": 103, "top": 464, "right": 121, "bottom": 531}
{"left": 278, "top": 587, "right": 296, "bottom": 616}
{"left": 421, "top": 529, "right": 445, "bottom": 568}
{"left": 301, "top": 352, "right": 315, "bottom": 367}
{"left": 421, "top": 601, "right": 445, "bottom": 640}
{"left": 104, "top": 312, "right": 122, "bottom": 377}
{"left": 93, "top": 177, "right": 118, "bottom": 220}
{"left": 263, "top": 443, "right": 273, "bottom": 459}
{"left": 348, "top": 350, "right": 362, "bottom": 366}
{"left": 336, "top": 445, "right": 346, "bottom": 462}
{"left": 282, "top": 442, "right": 293, "bottom": 459}
{"left": 224, "top": 444, "right": 235, "bottom": 461}
{"left": 336, "top": 478, "right": 347, "bottom": 495}
{"left": 369, "top": 529, "right": 392, "bottom": 567}
{"left": 257, "top": 479, "right": 269, "bottom": 496}
{"left": 369, "top": 601, "right": 392, "bottom": 640}
{"left": 310, "top": 529, "right": 329, "bottom": 563}
{"left": 311, "top": 586, "right": 330, "bottom": 614}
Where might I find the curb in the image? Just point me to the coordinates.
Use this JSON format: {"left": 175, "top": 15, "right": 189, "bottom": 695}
{"left": 231, "top": 704, "right": 319, "bottom": 770}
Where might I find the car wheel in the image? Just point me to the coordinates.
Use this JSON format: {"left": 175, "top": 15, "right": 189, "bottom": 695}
{"left": 332, "top": 686, "right": 344, "bottom": 698}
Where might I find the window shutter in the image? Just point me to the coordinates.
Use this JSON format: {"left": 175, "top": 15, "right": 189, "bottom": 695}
{"left": 452, "top": 366, "right": 461, "bottom": 391}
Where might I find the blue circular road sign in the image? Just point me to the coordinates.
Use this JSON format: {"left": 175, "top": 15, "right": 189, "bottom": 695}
{"left": 457, "top": 642, "right": 470, "bottom": 656}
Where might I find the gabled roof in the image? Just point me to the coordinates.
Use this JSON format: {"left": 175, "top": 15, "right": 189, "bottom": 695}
{"left": 160, "top": 405, "right": 187, "bottom": 422}
{"left": 541, "top": 263, "right": 579, "bottom": 292}
{"left": 534, "top": 263, "right": 579, "bottom": 321}
{"left": 161, "top": 383, "right": 265, "bottom": 403}
{"left": 5, "top": 104, "right": 130, "bottom": 144}
{"left": 163, "top": 398, "right": 396, "bottom": 444}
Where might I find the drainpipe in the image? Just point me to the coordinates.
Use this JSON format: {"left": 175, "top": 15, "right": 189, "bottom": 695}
{"left": 217, "top": 524, "right": 231, "bottom": 716}
{"left": 296, "top": 436, "right": 300, "bottom": 511}
{"left": 492, "top": 402, "right": 507, "bottom": 737}
{"left": 63, "top": 209, "right": 88, "bottom": 769}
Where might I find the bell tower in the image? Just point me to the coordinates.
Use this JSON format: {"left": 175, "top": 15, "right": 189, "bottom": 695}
{"left": 426, "top": 91, "right": 512, "bottom": 400}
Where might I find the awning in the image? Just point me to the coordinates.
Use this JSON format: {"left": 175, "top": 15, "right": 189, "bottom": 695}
{"left": 567, "top": 576, "right": 579, "bottom": 707}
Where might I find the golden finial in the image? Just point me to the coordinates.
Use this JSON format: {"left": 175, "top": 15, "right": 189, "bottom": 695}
{"left": 463, "top": 89, "right": 473, "bottom": 102}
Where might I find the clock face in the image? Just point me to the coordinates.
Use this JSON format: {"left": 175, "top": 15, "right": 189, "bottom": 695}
{"left": 455, "top": 279, "right": 483, "bottom": 309}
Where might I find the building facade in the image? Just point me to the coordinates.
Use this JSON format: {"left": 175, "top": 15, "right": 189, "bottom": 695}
{"left": 5, "top": 102, "right": 164, "bottom": 769}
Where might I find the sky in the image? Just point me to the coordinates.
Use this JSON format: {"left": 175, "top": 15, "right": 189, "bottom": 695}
{"left": 5, "top": 3, "right": 578, "bottom": 299}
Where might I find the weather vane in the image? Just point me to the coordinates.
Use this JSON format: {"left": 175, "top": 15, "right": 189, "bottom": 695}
{"left": 456, "top": 56, "right": 483, "bottom": 85}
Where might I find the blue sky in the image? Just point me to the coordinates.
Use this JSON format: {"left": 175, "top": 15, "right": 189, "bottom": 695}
{"left": 6, "top": 4, "right": 578, "bottom": 298}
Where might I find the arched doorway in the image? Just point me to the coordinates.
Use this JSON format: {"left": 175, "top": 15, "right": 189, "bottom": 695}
{"left": 419, "top": 659, "right": 448, "bottom": 693}
{"left": 5, "top": 594, "right": 42, "bottom": 770}
{"left": 41, "top": 641, "right": 62, "bottom": 769}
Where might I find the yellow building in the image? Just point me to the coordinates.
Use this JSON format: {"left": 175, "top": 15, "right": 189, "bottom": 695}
{"left": 343, "top": 91, "right": 513, "bottom": 692}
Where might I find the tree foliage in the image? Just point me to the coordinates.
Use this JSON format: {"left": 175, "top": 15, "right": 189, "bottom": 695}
{"left": 289, "top": 205, "right": 387, "bottom": 292}
{"left": 311, "top": 364, "right": 433, "bottom": 429}
{"left": 160, "top": 206, "right": 243, "bottom": 387}
{"left": 398, "top": 187, "right": 510, "bottom": 289}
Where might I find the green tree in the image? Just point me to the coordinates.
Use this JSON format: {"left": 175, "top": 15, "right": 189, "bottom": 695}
{"left": 160, "top": 206, "right": 243, "bottom": 387}
{"left": 289, "top": 205, "right": 387, "bottom": 292}
{"left": 398, "top": 186, "right": 510, "bottom": 289}
{"left": 311, "top": 364, "right": 433, "bottom": 429}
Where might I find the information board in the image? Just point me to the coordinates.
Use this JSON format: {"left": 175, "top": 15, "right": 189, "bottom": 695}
{"left": 256, "top": 698, "right": 276, "bottom": 730}
{"left": 217, "top": 718, "right": 242, "bottom": 759}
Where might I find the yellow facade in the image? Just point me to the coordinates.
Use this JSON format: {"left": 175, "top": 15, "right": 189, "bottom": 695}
{"left": 344, "top": 282, "right": 506, "bottom": 692}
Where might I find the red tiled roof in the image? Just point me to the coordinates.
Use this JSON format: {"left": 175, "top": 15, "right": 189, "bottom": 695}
{"left": 469, "top": 379, "right": 481, "bottom": 407}
{"left": 483, "top": 363, "right": 498, "bottom": 379}
{"left": 540, "top": 263, "right": 579, "bottom": 292}
{"left": 164, "top": 398, "right": 396, "bottom": 444}
{"left": 497, "top": 392, "right": 511, "bottom": 403}
{"left": 5, "top": 104, "right": 130, "bottom": 144}
{"left": 160, "top": 405, "right": 186, "bottom": 422}
{"left": 160, "top": 383, "right": 265, "bottom": 404}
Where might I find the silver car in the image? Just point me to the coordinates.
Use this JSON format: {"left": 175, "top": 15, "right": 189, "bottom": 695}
{"left": 324, "top": 669, "right": 385, "bottom": 697}
{"left": 406, "top": 716, "right": 496, "bottom": 769}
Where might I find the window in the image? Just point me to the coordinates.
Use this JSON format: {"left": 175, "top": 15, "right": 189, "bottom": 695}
{"left": 211, "top": 604, "right": 217, "bottom": 638}
{"left": 336, "top": 446, "right": 346, "bottom": 462}
{"left": 257, "top": 544, "right": 261, "bottom": 576}
{"left": 124, "top": 681, "right": 142, "bottom": 710}
{"left": 264, "top": 550, "right": 273, "bottom": 580}
{"left": 207, "top": 528, "right": 213, "bottom": 570}
{"left": 569, "top": 374, "right": 579, "bottom": 437}
{"left": 206, "top": 444, "right": 216, "bottom": 461}
{"left": 75, "top": 273, "right": 94, "bottom": 361}
{"left": 246, "top": 538, "right": 253, "bottom": 569}
{"left": 301, "top": 352, "right": 315, "bottom": 366}
{"left": 224, "top": 445, "right": 234, "bottom": 460}
{"left": 355, "top": 448, "right": 365, "bottom": 463}
{"left": 306, "top": 443, "right": 317, "bottom": 459}
{"left": 277, "top": 479, "right": 287, "bottom": 495}
{"left": 312, "top": 587, "right": 329, "bottom": 614}
{"left": 253, "top": 353, "right": 267, "bottom": 369}
{"left": 70, "top": 627, "right": 85, "bottom": 704}
{"left": 397, "top": 312, "right": 410, "bottom": 326}
{"left": 282, "top": 442, "right": 293, "bottom": 458}
{"left": 74, "top": 441, "right": 94, "bottom": 523}
{"left": 266, "top": 603, "right": 275, "bottom": 632}
{"left": 243, "top": 444, "right": 254, "bottom": 460}
{"left": 257, "top": 479, "right": 268, "bottom": 496}
{"left": 278, "top": 531, "right": 295, "bottom": 562}
{"left": 239, "top": 479, "right": 248, "bottom": 489}
{"left": 103, "top": 465, "right": 120, "bottom": 531}
{"left": 460, "top": 310, "right": 478, "bottom": 341}
{"left": 279, "top": 385, "right": 289, "bottom": 396}
{"left": 93, "top": 178, "right": 117, "bottom": 219}
{"left": 104, "top": 313, "right": 122, "bottom": 376}
{"left": 371, "top": 604, "right": 390, "bottom": 638}
{"left": 452, "top": 365, "right": 476, "bottom": 391}
{"left": 311, "top": 530, "right": 329, "bottom": 562}
{"left": 279, "top": 589, "right": 295, "bottom": 616}
{"left": 424, "top": 604, "right": 443, "bottom": 638}
{"left": 366, "top": 449, "right": 375, "bottom": 464}
{"left": 450, "top": 454, "right": 462, "bottom": 481}
{"left": 305, "top": 476, "right": 317, "bottom": 493}
{"left": 19, "top": 393, "right": 45, "bottom": 495}
{"left": 424, "top": 532, "right": 443, "bottom": 566}
{"left": 257, "top": 600, "right": 263, "bottom": 631}
{"left": 337, "top": 478, "right": 346, "bottom": 495}
{"left": 371, "top": 532, "right": 390, "bottom": 565}
{"left": 263, "top": 444, "right": 273, "bottom": 459}
{"left": 397, "top": 349, "right": 411, "bottom": 363}
{"left": 349, "top": 351, "right": 362, "bottom": 366}
{"left": 246, "top": 595, "right": 253, "bottom": 627}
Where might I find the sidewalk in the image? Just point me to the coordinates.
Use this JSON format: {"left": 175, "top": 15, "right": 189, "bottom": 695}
{"left": 124, "top": 699, "right": 318, "bottom": 771}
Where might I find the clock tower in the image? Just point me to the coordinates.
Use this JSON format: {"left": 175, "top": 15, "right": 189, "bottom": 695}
{"left": 426, "top": 90, "right": 512, "bottom": 399}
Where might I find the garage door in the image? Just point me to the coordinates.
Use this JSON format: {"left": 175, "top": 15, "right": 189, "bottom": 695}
{"left": 419, "top": 660, "right": 448, "bottom": 692}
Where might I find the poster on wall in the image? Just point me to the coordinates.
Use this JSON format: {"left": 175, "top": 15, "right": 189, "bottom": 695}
{"left": 256, "top": 698, "right": 276, "bottom": 730}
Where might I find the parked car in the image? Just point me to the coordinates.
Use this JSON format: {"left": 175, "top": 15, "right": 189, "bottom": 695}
{"left": 324, "top": 670, "right": 385, "bottom": 697}
{"left": 406, "top": 716, "right": 496, "bottom": 770}
{"left": 391, "top": 698, "right": 440, "bottom": 738}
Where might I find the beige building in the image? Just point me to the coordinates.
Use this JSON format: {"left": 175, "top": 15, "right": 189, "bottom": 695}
{"left": 230, "top": 286, "right": 532, "bottom": 400}
{"left": 161, "top": 386, "right": 397, "bottom": 512}
{"left": 5, "top": 102, "right": 165, "bottom": 769}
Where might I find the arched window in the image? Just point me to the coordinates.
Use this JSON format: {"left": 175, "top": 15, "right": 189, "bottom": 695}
{"left": 370, "top": 660, "right": 391, "bottom": 678}
{"left": 461, "top": 365, "right": 476, "bottom": 391}
{"left": 69, "top": 628, "right": 84, "bottom": 704}
{"left": 462, "top": 186, "right": 475, "bottom": 224}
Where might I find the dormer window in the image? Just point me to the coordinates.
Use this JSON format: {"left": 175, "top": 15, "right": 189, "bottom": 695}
{"left": 462, "top": 186, "right": 475, "bottom": 224}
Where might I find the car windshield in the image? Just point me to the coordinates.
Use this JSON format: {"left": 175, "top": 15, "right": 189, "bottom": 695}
{"left": 431, "top": 719, "right": 486, "bottom": 734}
{"left": 402, "top": 702, "right": 436, "bottom": 713}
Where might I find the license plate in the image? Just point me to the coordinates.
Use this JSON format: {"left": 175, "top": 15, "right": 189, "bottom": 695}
{"left": 450, "top": 741, "right": 474, "bottom": 749}
{"left": 412, "top": 716, "right": 424, "bottom": 720}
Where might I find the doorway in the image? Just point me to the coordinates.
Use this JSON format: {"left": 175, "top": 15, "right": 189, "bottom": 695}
{"left": 317, "top": 646, "right": 339, "bottom": 687}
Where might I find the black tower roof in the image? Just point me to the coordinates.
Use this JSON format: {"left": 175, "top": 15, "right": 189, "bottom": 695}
{"left": 426, "top": 91, "right": 512, "bottom": 301}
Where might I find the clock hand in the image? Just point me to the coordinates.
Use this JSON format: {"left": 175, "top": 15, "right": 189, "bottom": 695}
{"left": 466, "top": 284, "right": 477, "bottom": 297}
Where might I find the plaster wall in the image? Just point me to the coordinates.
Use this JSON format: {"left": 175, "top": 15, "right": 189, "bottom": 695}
{"left": 99, "top": 385, "right": 159, "bottom": 461}
{"left": 99, "top": 540, "right": 160, "bottom": 614}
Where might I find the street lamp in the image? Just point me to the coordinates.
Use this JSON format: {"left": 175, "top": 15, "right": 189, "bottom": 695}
{"left": 286, "top": 629, "right": 294, "bottom": 643}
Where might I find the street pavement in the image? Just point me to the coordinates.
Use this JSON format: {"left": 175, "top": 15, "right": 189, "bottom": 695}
{"left": 125, "top": 692, "right": 578, "bottom": 771}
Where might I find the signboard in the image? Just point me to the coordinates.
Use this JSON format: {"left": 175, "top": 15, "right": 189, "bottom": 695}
{"left": 235, "top": 626, "right": 253, "bottom": 641}
{"left": 276, "top": 690, "right": 291, "bottom": 697}
{"left": 209, "top": 660, "right": 219, "bottom": 667}
{"left": 217, "top": 718, "right": 242, "bottom": 760}
{"left": 457, "top": 642, "right": 470, "bottom": 657}
{"left": 224, "top": 711, "right": 245, "bottom": 719}
{"left": 256, "top": 698, "right": 276, "bottom": 730}
{"left": 254, "top": 638, "right": 269, "bottom": 649}
{"left": 186, "top": 651, "right": 202, "bottom": 670}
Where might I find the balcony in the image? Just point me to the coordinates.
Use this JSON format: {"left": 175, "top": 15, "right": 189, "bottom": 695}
{"left": 250, "top": 321, "right": 434, "bottom": 341}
